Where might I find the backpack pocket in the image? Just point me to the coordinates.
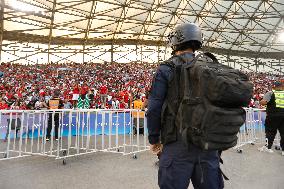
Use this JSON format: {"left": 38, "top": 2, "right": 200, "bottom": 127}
{"left": 201, "top": 105, "right": 246, "bottom": 150}
{"left": 204, "top": 68, "right": 253, "bottom": 107}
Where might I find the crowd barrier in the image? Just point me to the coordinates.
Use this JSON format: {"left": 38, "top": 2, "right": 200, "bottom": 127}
{"left": 0, "top": 109, "right": 149, "bottom": 164}
{"left": 234, "top": 108, "right": 281, "bottom": 153}
{"left": 0, "top": 108, "right": 281, "bottom": 163}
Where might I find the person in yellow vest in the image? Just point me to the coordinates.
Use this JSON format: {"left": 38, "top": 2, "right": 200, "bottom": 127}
{"left": 133, "top": 97, "right": 145, "bottom": 135}
{"left": 133, "top": 98, "right": 143, "bottom": 110}
{"left": 46, "top": 90, "right": 64, "bottom": 141}
{"left": 259, "top": 81, "right": 284, "bottom": 155}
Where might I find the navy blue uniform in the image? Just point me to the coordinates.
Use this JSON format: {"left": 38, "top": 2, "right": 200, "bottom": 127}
{"left": 147, "top": 52, "right": 224, "bottom": 189}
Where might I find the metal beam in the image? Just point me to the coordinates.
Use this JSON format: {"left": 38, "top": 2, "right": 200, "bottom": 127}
{"left": 204, "top": 1, "right": 234, "bottom": 47}
{"left": 202, "top": 46, "right": 284, "bottom": 59}
{"left": 111, "top": 43, "right": 113, "bottom": 63}
{"left": 83, "top": 0, "right": 96, "bottom": 64}
{"left": 227, "top": 1, "right": 263, "bottom": 51}
{"left": 136, "top": 0, "right": 162, "bottom": 41}
{"left": 0, "top": 0, "right": 4, "bottom": 63}
{"left": 257, "top": 6, "right": 283, "bottom": 54}
{"left": 48, "top": 0, "right": 57, "bottom": 64}
{"left": 3, "top": 30, "right": 284, "bottom": 59}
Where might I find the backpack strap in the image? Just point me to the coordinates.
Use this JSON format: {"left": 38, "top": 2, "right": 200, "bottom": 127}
{"left": 203, "top": 52, "right": 219, "bottom": 63}
{"left": 220, "top": 168, "right": 229, "bottom": 181}
{"left": 184, "top": 52, "right": 218, "bottom": 68}
{"left": 160, "top": 57, "right": 183, "bottom": 125}
{"left": 160, "top": 56, "right": 182, "bottom": 95}
{"left": 181, "top": 52, "right": 218, "bottom": 97}
{"left": 218, "top": 150, "right": 229, "bottom": 181}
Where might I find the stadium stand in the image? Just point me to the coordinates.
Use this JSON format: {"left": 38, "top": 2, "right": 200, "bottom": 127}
{"left": 0, "top": 62, "right": 282, "bottom": 110}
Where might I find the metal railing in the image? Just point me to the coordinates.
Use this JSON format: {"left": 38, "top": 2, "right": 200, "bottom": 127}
{"left": 0, "top": 109, "right": 149, "bottom": 164}
{"left": 234, "top": 108, "right": 280, "bottom": 153}
{"left": 0, "top": 108, "right": 279, "bottom": 162}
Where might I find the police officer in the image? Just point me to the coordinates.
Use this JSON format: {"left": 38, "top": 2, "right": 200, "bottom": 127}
{"left": 259, "top": 81, "right": 284, "bottom": 155}
{"left": 147, "top": 23, "right": 224, "bottom": 189}
{"left": 46, "top": 89, "right": 64, "bottom": 141}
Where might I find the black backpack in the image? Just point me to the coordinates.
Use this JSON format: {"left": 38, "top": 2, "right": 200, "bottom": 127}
{"left": 175, "top": 52, "right": 253, "bottom": 151}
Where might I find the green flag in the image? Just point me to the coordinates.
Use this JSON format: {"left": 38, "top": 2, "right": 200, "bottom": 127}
{"left": 77, "top": 95, "right": 90, "bottom": 109}
{"left": 77, "top": 96, "right": 84, "bottom": 109}
{"left": 84, "top": 95, "right": 90, "bottom": 109}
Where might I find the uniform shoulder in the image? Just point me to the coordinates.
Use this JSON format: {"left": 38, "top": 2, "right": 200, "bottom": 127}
{"left": 263, "top": 91, "right": 273, "bottom": 102}
{"left": 156, "top": 61, "right": 174, "bottom": 80}
{"left": 160, "top": 57, "right": 175, "bottom": 67}
{"left": 266, "top": 91, "right": 274, "bottom": 96}
{"left": 158, "top": 57, "right": 177, "bottom": 72}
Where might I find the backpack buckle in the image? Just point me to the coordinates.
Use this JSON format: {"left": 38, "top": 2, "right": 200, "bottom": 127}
{"left": 191, "top": 127, "right": 202, "bottom": 135}
{"left": 184, "top": 97, "right": 202, "bottom": 105}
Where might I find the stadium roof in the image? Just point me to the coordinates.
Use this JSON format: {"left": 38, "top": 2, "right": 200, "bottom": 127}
{"left": 1, "top": 0, "right": 284, "bottom": 59}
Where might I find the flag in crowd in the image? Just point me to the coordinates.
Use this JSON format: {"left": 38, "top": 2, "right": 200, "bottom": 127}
{"left": 77, "top": 95, "right": 90, "bottom": 109}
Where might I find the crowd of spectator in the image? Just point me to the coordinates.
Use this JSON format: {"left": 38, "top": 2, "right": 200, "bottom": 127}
{"left": 0, "top": 62, "right": 282, "bottom": 110}
{"left": 246, "top": 71, "right": 283, "bottom": 108}
{"left": 0, "top": 62, "right": 155, "bottom": 110}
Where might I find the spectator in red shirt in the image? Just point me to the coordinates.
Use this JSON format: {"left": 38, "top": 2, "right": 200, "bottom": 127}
{"left": 72, "top": 84, "right": 80, "bottom": 100}
{"left": 0, "top": 99, "right": 8, "bottom": 110}
{"left": 81, "top": 83, "right": 89, "bottom": 95}
{"left": 123, "top": 90, "right": 128, "bottom": 102}
{"left": 100, "top": 82, "right": 108, "bottom": 108}
{"left": 90, "top": 100, "right": 96, "bottom": 109}
{"left": 19, "top": 101, "right": 27, "bottom": 110}
{"left": 119, "top": 100, "right": 128, "bottom": 109}
{"left": 100, "top": 83, "right": 108, "bottom": 95}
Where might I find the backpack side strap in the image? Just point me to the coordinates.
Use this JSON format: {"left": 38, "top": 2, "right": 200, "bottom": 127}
{"left": 203, "top": 52, "right": 219, "bottom": 63}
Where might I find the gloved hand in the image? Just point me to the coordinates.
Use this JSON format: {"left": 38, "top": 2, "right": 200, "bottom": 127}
{"left": 150, "top": 143, "right": 163, "bottom": 155}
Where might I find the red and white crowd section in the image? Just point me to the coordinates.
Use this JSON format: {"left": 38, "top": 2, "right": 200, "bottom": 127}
{"left": 0, "top": 62, "right": 282, "bottom": 110}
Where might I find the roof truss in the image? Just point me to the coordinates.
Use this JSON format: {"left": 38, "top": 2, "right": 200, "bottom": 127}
{"left": 0, "top": 0, "right": 284, "bottom": 62}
